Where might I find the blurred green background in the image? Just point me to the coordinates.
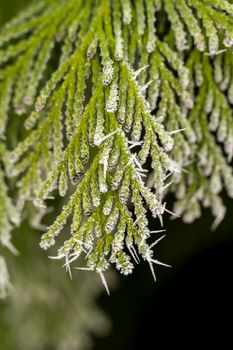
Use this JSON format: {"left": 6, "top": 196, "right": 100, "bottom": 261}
{"left": 0, "top": 1, "right": 233, "bottom": 349}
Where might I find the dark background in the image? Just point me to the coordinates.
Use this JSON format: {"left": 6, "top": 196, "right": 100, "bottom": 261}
{"left": 1, "top": 1, "right": 233, "bottom": 349}
{"left": 94, "top": 198, "right": 233, "bottom": 350}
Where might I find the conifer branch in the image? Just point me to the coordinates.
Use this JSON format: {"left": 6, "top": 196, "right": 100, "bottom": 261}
{"left": 1, "top": 0, "right": 233, "bottom": 287}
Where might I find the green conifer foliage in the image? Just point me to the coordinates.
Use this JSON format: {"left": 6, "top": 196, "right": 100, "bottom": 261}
{"left": 1, "top": 0, "right": 233, "bottom": 291}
